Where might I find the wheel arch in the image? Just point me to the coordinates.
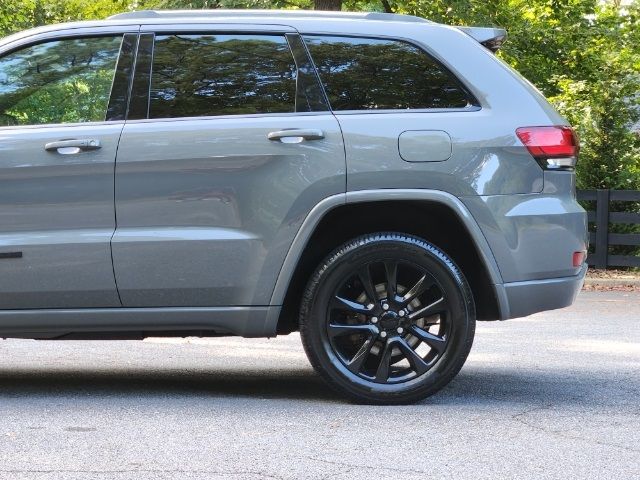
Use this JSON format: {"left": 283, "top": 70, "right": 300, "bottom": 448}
{"left": 271, "top": 189, "right": 509, "bottom": 334}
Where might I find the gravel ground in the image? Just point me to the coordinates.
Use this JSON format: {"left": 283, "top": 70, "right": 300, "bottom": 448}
{"left": 584, "top": 268, "right": 640, "bottom": 291}
{"left": 0, "top": 291, "right": 638, "bottom": 480}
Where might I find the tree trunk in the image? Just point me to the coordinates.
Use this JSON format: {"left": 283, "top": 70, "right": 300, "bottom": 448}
{"left": 314, "top": 0, "right": 342, "bottom": 11}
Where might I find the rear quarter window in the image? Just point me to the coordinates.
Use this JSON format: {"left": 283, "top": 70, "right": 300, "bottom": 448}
{"left": 303, "top": 35, "right": 474, "bottom": 111}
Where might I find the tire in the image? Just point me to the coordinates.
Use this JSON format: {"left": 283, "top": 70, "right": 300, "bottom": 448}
{"left": 300, "top": 232, "right": 475, "bottom": 405}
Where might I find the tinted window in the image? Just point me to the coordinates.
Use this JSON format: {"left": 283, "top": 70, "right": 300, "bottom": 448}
{"left": 0, "top": 36, "right": 122, "bottom": 126}
{"left": 303, "top": 35, "right": 473, "bottom": 111}
{"left": 149, "top": 34, "right": 298, "bottom": 118}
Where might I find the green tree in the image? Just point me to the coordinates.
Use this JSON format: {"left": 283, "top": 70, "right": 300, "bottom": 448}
{"left": 0, "top": 0, "right": 141, "bottom": 36}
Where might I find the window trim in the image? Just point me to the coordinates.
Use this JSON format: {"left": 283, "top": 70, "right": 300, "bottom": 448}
{"left": 284, "top": 33, "right": 330, "bottom": 113}
{"left": 300, "top": 32, "right": 481, "bottom": 114}
{"left": 124, "top": 110, "right": 335, "bottom": 125}
{"left": 106, "top": 33, "right": 138, "bottom": 121}
{"left": 322, "top": 106, "right": 482, "bottom": 116}
{"left": 133, "top": 31, "right": 325, "bottom": 121}
{"left": 0, "top": 120, "right": 126, "bottom": 131}
{"left": 128, "top": 33, "right": 154, "bottom": 120}
{"left": 0, "top": 29, "right": 138, "bottom": 130}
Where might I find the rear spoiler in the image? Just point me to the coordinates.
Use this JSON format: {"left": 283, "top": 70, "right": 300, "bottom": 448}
{"left": 455, "top": 26, "right": 507, "bottom": 53}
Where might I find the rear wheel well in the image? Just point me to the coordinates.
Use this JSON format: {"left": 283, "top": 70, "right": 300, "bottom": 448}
{"left": 277, "top": 200, "right": 500, "bottom": 334}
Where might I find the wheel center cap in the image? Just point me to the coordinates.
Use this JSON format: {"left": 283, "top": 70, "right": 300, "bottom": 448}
{"left": 379, "top": 311, "right": 400, "bottom": 330}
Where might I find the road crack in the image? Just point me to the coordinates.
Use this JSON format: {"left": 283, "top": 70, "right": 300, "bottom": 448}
{"left": 511, "top": 402, "right": 640, "bottom": 455}
{"left": 295, "top": 454, "right": 428, "bottom": 476}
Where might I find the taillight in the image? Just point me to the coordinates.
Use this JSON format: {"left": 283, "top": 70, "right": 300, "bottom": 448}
{"left": 516, "top": 126, "right": 579, "bottom": 170}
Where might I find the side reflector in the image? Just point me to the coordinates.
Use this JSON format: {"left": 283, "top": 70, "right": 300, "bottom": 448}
{"left": 573, "top": 251, "right": 586, "bottom": 268}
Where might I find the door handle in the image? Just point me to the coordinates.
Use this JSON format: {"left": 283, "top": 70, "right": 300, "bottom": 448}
{"left": 44, "top": 139, "right": 102, "bottom": 154}
{"left": 267, "top": 129, "right": 324, "bottom": 143}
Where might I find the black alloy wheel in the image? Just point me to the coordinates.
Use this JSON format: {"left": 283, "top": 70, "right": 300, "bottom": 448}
{"left": 300, "top": 233, "right": 475, "bottom": 404}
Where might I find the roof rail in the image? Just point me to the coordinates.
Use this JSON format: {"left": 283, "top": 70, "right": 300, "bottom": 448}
{"left": 108, "top": 9, "right": 431, "bottom": 24}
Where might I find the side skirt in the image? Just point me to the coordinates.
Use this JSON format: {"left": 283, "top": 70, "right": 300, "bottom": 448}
{"left": 0, "top": 306, "right": 281, "bottom": 340}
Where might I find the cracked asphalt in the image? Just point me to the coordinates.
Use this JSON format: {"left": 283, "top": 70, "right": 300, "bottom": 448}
{"left": 0, "top": 291, "right": 638, "bottom": 480}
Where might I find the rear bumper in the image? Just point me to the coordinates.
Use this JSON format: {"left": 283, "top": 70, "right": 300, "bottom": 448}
{"left": 498, "top": 264, "right": 587, "bottom": 319}
{"left": 460, "top": 172, "right": 589, "bottom": 284}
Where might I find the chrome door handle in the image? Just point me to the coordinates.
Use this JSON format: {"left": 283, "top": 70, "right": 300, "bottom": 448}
{"left": 45, "top": 139, "right": 102, "bottom": 154}
{"left": 267, "top": 129, "right": 324, "bottom": 143}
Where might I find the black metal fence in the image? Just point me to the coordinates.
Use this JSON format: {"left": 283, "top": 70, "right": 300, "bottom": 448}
{"left": 577, "top": 189, "right": 640, "bottom": 268}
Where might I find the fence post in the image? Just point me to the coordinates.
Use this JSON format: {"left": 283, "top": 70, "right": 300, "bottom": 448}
{"left": 595, "top": 189, "right": 610, "bottom": 269}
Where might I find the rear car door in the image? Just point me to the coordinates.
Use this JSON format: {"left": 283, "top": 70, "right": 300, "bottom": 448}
{"left": 111, "top": 26, "right": 345, "bottom": 307}
{"left": 0, "top": 29, "right": 135, "bottom": 308}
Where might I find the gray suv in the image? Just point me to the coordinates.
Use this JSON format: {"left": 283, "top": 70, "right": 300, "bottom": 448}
{"left": 0, "top": 10, "right": 587, "bottom": 404}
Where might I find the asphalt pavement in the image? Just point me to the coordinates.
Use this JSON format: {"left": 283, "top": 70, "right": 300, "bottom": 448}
{"left": 0, "top": 291, "right": 638, "bottom": 480}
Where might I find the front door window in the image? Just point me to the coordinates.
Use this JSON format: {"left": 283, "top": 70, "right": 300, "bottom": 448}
{"left": 0, "top": 36, "right": 122, "bottom": 127}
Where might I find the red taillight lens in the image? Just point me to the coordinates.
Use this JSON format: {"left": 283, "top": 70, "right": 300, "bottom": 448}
{"left": 516, "top": 126, "right": 579, "bottom": 169}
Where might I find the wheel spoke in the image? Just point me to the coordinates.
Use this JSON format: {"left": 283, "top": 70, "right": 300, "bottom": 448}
{"left": 328, "top": 323, "right": 377, "bottom": 338}
{"left": 347, "top": 335, "right": 376, "bottom": 374}
{"left": 396, "top": 337, "right": 429, "bottom": 375}
{"left": 408, "top": 297, "right": 446, "bottom": 321}
{"left": 384, "top": 261, "right": 398, "bottom": 301}
{"left": 410, "top": 325, "right": 447, "bottom": 354}
{"left": 375, "top": 340, "right": 394, "bottom": 382}
{"left": 357, "top": 265, "right": 378, "bottom": 305}
{"left": 331, "top": 295, "right": 371, "bottom": 315}
{"left": 400, "top": 274, "right": 433, "bottom": 306}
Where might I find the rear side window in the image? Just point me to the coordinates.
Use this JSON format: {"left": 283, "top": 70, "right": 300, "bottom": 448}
{"left": 303, "top": 35, "right": 474, "bottom": 111}
{"left": 0, "top": 36, "right": 122, "bottom": 126}
{"left": 149, "top": 34, "right": 299, "bottom": 118}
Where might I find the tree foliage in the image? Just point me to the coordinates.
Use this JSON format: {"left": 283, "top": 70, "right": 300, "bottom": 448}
{"left": 1, "top": 0, "right": 639, "bottom": 189}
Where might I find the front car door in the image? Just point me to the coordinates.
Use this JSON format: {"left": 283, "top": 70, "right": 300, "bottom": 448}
{"left": 111, "top": 25, "right": 346, "bottom": 307}
{"left": 0, "top": 28, "right": 136, "bottom": 308}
